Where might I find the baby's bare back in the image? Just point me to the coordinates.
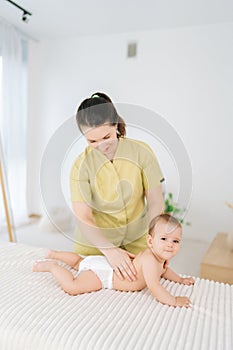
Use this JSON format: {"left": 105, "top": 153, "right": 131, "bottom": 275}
{"left": 112, "top": 251, "right": 164, "bottom": 292}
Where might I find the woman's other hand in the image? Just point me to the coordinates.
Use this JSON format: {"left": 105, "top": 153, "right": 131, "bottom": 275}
{"left": 104, "top": 247, "right": 137, "bottom": 281}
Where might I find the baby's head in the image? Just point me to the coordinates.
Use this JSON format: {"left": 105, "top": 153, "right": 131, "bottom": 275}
{"left": 147, "top": 214, "right": 182, "bottom": 260}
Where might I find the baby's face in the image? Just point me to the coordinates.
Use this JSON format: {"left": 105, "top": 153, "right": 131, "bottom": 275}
{"left": 148, "top": 221, "right": 182, "bottom": 260}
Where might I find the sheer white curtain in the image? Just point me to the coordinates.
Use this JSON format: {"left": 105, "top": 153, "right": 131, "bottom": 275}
{"left": 0, "top": 19, "right": 28, "bottom": 227}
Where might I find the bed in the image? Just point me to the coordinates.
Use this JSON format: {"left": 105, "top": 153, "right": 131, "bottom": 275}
{"left": 0, "top": 242, "right": 232, "bottom": 350}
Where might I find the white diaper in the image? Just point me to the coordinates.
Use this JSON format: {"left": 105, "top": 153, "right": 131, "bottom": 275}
{"left": 78, "top": 256, "right": 113, "bottom": 289}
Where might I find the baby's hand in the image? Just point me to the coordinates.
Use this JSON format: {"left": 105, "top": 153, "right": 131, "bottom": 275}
{"left": 175, "top": 296, "right": 192, "bottom": 308}
{"left": 180, "top": 277, "right": 195, "bottom": 285}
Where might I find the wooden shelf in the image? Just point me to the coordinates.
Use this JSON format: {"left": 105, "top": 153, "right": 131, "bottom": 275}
{"left": 200, "top": 233, "right": 233, "bottom": 284}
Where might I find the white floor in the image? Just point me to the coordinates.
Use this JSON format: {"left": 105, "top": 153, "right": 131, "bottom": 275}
{"left": 0, "top": 221, "right": 209, "bottom": 278}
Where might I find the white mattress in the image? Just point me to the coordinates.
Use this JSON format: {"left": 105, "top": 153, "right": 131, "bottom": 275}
{"left": 0, "top": 242, "right": 232, "bottom": 350}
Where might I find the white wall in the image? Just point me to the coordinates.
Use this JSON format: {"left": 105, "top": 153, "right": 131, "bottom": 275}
{"left": 28, "top": 22, "right": 233, "bottom": 242}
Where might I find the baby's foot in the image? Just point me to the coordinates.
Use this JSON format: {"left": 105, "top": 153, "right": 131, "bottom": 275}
{"left": 45, "top": 249, "right": 56, "bottom": 259}
{"left": 33, "top": 260, "right": 57, "bottom": 272}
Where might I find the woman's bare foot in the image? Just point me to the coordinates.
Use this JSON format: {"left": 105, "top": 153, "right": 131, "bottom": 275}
{"left": 45, "top": 249, "right": 56, "bottom": 259}
{"left": 33, "top": 260, "right": 57, "bottom": 272}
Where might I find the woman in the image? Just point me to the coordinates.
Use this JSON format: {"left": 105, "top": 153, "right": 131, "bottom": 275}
{"left": 70, "top": 92, "right": 164, "bottom": 282}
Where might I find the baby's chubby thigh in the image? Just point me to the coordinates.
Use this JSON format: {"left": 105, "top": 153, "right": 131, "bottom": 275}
{"left": 75, "top": 270, "right": 103, "bottom": 294}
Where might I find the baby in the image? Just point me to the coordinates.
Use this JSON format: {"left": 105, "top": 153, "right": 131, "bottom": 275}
{"left": 33, "top": 214, "right": 194, "bottom": 307}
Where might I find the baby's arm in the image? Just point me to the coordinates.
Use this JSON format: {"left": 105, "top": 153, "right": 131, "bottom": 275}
{"left": 142, "top": 255, "right": 191, "bottom": 308}
{"left": 162, "top": 268, "right": 195, "bottom": 285}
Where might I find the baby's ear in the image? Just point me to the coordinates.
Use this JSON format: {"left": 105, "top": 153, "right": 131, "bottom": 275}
{"left": 146, "top": 234, "right": 153, "bottom": 247}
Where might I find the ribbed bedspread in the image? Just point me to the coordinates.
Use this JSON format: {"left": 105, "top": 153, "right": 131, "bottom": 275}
{"left": 0, "top": 243, "right": 232, "bottom": 350}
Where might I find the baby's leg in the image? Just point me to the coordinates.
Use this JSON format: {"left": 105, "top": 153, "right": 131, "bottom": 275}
{"left": 46, "top": 250, "right": 83, "bottom": 270}
{"left": 33, "top": 261, "right": 102, "bottom": 295}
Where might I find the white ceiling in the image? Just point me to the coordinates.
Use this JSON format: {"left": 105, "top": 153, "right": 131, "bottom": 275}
{"left": 1, "top": 0, "right": 233, "bottom": 41}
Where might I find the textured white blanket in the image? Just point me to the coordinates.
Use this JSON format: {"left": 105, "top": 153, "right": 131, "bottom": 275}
{"left": 0, "top": 243, "right": 232, "bottom": 350}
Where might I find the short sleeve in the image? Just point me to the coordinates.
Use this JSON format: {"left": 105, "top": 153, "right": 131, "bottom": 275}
{"left": 140, "top": 143, "right": 164, "bottom": 191}
{"left": 70, "top": 155, "right": 92, "bottom": 204}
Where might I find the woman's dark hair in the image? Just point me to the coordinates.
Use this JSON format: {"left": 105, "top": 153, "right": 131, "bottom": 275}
{"left": 76, "top": 92, "right": 126, "bottom": 137}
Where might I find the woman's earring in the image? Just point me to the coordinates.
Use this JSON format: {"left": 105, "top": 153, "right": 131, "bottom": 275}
{"left": 116, "top": 130, "right": 120, "bottom": 135}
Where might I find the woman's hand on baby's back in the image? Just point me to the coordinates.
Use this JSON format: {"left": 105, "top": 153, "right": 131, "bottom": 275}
{"left": 104, "top": 247, "right": 137, "bottom": 282}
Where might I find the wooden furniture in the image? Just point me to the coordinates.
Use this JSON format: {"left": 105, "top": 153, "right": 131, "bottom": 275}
{"left": 0, "top": 135, "right": 15, "bottom": 242}
{"left": 200, "top": 232, "right": 233, "bottom": 284}
{"left": 0, "top": 161, "right": 14, "bottom": 241}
